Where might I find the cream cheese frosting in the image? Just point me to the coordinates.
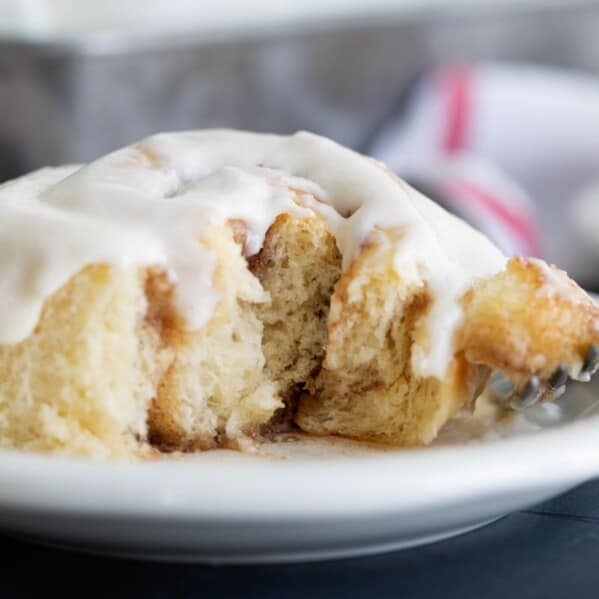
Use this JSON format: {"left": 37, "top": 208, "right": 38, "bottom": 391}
{"left": 0, "top": 130, "right": 506, "bottom": 377}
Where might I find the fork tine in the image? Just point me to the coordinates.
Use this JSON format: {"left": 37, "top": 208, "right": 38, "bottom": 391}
{"left": 548, "top": 365, "right": 568, "bottom": 390}
{"left": 541, "top": 364, "right": 569, "bottom": 401}
{"left": 488, "top": 372, "right": 514, "bottom": 399}
{"left": 510, "top": 376, "right": 542, "bottom": 409}
{"left": 489, "top": 344, "right": 599, "bottom": 411}
{"left": 580, "top": 344, "right": 599, "bottom": 381}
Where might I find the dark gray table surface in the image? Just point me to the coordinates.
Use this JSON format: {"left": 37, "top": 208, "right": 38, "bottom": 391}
{"left": 2, "top": 480, "right": 599, "bottom": 598}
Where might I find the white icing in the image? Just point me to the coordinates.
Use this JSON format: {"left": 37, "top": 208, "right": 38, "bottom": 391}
{"left": 0, "top": 130, "right": 506, "bottom": 377}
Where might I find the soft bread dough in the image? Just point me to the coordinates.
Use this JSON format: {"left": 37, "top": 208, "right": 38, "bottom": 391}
{"left": 0, "top": 130, "right": 596, "bottom": 457}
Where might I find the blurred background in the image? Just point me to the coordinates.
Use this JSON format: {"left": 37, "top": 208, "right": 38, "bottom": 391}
{"left": 2, "top": 0, "right": 599, "bottom": 287}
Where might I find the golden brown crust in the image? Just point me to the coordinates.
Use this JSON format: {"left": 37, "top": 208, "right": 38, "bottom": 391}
{"left": 461, "top": 257, "right": 599, "bottom": 382}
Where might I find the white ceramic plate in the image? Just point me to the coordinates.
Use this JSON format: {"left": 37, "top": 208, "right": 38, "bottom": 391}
{"left": 0, "top": 380, "right": 598, "bottom": 564}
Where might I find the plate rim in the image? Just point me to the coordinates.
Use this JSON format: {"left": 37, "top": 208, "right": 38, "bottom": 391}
{"left": 0, "top": 409, "right": 597, "bottom": 522}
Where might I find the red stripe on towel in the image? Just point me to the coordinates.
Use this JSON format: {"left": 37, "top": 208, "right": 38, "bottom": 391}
{"left": 440, "top": 66, "right": 473, "bottom": 154}
{"left": 443, "top": 178, "right": 541, "bottom": 256}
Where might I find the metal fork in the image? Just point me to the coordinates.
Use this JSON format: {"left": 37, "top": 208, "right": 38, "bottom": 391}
{"left": 488, "top": 344, "right": 599, "bottom": 410}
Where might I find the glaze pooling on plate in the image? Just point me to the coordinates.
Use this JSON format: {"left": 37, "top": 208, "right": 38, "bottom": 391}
{"left": 0, "top": 130, "right": 506, "bottom": 377}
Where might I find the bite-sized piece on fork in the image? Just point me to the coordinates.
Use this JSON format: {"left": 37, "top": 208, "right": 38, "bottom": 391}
{"left": 461, "top": 256, "right": 599, "bottom": 407}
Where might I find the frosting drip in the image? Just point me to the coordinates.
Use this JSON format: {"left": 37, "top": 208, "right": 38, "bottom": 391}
{"left": 0, "top": 130, "right": 506, "bottom": 377}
